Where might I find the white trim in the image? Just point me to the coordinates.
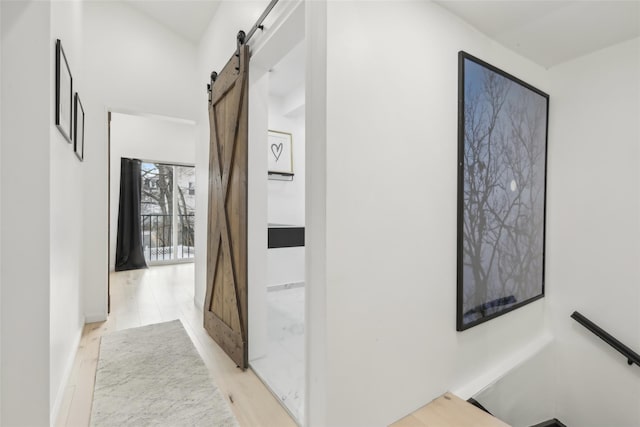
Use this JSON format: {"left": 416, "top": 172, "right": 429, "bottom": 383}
{"left": 137, "top": 158, "right": 195, "bottom": 168}
{"left": 247, "top": 0, "right": 302, "bottom": 58}
{"left": 109, "top": 108, "right": 196, "bottom": 126}
{"left": 267, "top": 281, "right": 304, "bottom": 292}
{"left": 172, "top": 167, "right": 179, "bottom": 257}
{"left": 304, "top": 1, "right": 328, "bottom": 425}
{"left": 249, "top": 365, "right": 302, "bottom": 426}
{"left": 452, "top": 333, "right": 555, "bottom": 400}
{"left": 247, "top": 1, "right": 308, "bottom": 422}
{"left": 147, "top": 258, "right": 195, "bottom": 267}
{"left": 50, "top": 318, "right": 85, "bottom": 426}
{"left": 85, "top": 312, "right": 107, "bottom": 323}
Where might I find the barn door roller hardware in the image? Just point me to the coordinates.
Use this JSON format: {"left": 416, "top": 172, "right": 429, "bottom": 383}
{"left": 244, "top": 0, "right": 279, "bottom": 46}
{"left": 207, "top": 0, "right": 279, "bottom": 93}
{"left": 207, "top": 71, "right": 218, "bottom": 103}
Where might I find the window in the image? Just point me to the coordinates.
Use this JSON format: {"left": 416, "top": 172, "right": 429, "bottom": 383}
{"left": 140, "top": 162, "right": 195, "bottom": 263}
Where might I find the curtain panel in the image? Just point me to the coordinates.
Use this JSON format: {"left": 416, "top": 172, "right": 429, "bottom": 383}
{"left": 115, "top": 157, "right": 147, "bottom": 271}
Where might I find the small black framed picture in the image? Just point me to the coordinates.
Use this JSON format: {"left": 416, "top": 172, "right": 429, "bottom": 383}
{"left": 55, "top": 39, "right": 73, "bottom": 143}
{"left": 74, "top": 93, "right": 85, "bottom": 161}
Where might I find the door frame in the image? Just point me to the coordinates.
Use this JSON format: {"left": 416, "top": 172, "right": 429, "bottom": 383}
{"left": 106, "top": 109, "right": 197, "bottom": 313}
{"left": 246, "top": 0, "right": 309, "bottom": 423}
{"left": 247, "top": 0, "right": 306, "bottom": 361}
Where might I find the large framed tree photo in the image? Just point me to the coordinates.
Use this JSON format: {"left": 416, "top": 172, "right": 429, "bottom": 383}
{"left": 457, "top": 51, "right": 549, "bottom": 331}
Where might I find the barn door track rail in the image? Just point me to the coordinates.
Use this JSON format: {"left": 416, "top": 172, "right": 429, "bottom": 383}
{"left": 207, "top": 0, "right": 280, "bottom": 96}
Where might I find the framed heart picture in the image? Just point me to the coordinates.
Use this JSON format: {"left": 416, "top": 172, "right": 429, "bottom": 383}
{"left": 268, "top": 130, "right": 293, "bottom": 176}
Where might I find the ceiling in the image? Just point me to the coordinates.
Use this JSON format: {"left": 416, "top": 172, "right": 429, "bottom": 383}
{"left": 124, "top": 0, "right": 221, "bottom": 43}
{"left": 122, "top": 1, "right": 639, "bottom": 65}
{"left": 434, "top": 1, "right": 640, "bottom": 68}
{"left": 269, "top": 40, "right": 305, "bottom": 98}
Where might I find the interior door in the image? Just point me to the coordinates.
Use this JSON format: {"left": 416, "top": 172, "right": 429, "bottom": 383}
{"left": 204, "top": 44, "right": 249, "bottom": 369}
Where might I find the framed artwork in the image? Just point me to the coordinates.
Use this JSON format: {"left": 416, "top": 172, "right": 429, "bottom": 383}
{"left": 268, "top": 130, "right": 293, "bottom": 176}
{"left": 74, "top": 93, "right": 85, "bottom": 161}
{"left": 55, "top": 39, "right": 73, "bottom": 143}
{"left": 457, "top": 51, "right": 549, "bottom": 331}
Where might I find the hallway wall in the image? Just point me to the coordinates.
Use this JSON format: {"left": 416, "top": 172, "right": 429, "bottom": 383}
{"left": 50, "top": 0, "right": 85, "bottom": 421}
{"left": 81, "top": 1, "right": 198, "bottom": 321}
{"left": 1, "top": 1, "right": 86, "bottom": 423}
{"left": 1, "top": 3, "right": 52, "bottom": 424}
{"left": 546, "top": 37, "right": 640, "bottom": 427}
{"left": 319, "top": 2, "right": 552, "bottom": 425}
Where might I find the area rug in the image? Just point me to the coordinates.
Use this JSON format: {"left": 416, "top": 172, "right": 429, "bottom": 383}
{"left": 90, "top": 320, "right": 238, "bottom": 427}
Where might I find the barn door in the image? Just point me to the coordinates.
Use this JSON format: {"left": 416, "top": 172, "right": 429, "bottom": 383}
{"left": 205, "top": 43, "right": 249, "bottom": 369}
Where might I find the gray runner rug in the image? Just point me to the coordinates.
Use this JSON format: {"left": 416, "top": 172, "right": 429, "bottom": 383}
{"left": 90, "top": 320, "right": 238, "bottom": 427}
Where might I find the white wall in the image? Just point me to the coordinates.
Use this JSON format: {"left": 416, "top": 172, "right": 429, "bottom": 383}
{"left": 49, "top": 0, "right": 85, "bottom": 422}
{"left": 82, "top": 1, "right": 197, "bottom": 321}
{"left": 546, "top": 37, "right": 640, "bottom": 427}
{"left": 1, "top": 2, "right": 52, "bottom": 424}
{"left": 0, "top": 3, "right": 3, "bottom": 419}
{"left": 268, "top": 247, "right": 305, "bottom": 287}
{"left": 109, "top": 113, "right": 195, "bottom": 271}
{"left": 267, "top": 88, "right": 306, "bottom": 288}
{"left": 318, "top": 2, "right": 552, "bottom": 425}
{"left": 268, "top": 92, "right": 305, "bottom": 226}
{"left": 2, "top": 1, "right": 85, "bottom": 422}
{"left": 473, "top": 343, "right": 556, "bottom": 426}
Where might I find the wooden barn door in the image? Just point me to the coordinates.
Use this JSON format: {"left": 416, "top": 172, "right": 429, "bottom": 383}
{"left": 205, "top": 44, "right": 249, "bottom": 369}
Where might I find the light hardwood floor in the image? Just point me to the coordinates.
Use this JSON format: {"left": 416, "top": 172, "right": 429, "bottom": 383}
{"left": 55, "top": 264, "right": 297, "bottom": 427}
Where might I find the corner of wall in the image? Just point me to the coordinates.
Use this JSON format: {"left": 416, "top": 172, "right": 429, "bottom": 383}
{"left": 49, "top": 318, "right": 84, "bottom": 426}
{"left": 2, "top": 1, "right": 53, "bottom": 424}
{"left": 0, "top": 1, "right": 3, "bottom": 421}
{"left": 304, "top": 0, "right": 328, "bottom": 425}
{"left": 49, "top": 0, "right": 86, "bottom": 420}
{"left": 85, "top": 312, "right": 107, "bottom": 324}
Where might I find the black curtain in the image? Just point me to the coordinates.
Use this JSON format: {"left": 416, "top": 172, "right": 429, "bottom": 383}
{"left": 115, "top": 158, "right": 147, "bottom": 271}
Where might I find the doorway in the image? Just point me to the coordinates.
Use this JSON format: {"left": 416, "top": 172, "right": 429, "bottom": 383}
{"left": 246, "top": 2, "right": 306, "bottom": 423}
{"left": 108, "top": 112, "right": 197, "bottom": 312}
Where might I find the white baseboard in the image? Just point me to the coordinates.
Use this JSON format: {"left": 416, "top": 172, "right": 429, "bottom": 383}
{"left": 267, "top": 281, "right": 305, "bottom": 292}
{"left": 85, "top": 312, "right": 108, "bottom": 323}
{"left": 50, "top": 318, "right": 85, "bottom": 426}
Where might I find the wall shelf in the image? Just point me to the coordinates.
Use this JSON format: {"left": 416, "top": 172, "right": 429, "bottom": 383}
{"left": 268, "top": 171, "right": 294, "bottom": 181}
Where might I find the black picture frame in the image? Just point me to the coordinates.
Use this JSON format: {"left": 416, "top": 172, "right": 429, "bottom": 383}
{"left": 268, "top": 129, "right": 294, "bottom": 176}
{"left": 55, "top": 39, "right": 73, "bottom": 143}
{"left": 457, "top": 51, "right": 549, "bottom": 331}
{"left": 74, "top": 93, "right": 85, "bottom": 161}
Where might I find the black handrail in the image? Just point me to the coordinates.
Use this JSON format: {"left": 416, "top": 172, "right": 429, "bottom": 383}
{"left": 571, "top": 311, "right": 640, "bottom": 367}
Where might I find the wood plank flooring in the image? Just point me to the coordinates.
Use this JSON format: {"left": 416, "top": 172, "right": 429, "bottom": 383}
{"left": 55, "top": 264, "right": 297, "bottom": 427}
{"left": 390, "top": 393, "right": 510, "bottom": 427}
